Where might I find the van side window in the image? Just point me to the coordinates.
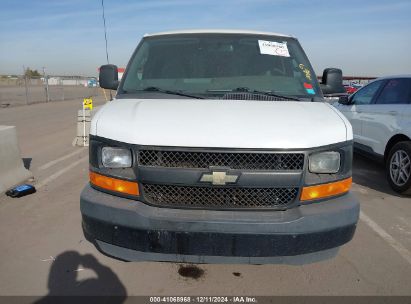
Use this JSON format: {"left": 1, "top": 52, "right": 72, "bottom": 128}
{"left": 375, "top": 78, "right": 411, "bottom": 105}
{"left": 351, "top": 80, "right": 383, "bottom": 105}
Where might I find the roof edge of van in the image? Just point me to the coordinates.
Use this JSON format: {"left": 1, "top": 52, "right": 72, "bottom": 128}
{"left": 144, "top": 29, "right": 294, "bottom": 38}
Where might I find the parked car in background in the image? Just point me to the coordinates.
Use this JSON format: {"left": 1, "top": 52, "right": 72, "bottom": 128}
{"left": 334, "top": 75, "right": 411, "bottom": 194}
{"left": 351, "top": 83, "right": 364, "bottom": 90}
{"left": 344, "top": 85, "right": 358, "bottom": 95}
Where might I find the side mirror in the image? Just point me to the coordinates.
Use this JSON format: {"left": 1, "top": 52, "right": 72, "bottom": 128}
{"left": 320, "top": 68, "right": 346, "bottom": 95}
{"left": 338, "top": 95, "right": 351, "bottom": 105}
{"left": 99, "top": 64, "right": 119, "bottom": 90}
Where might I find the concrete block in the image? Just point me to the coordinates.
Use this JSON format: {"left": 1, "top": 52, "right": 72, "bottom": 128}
{"left": 0, "top": 126, "right": 33, "bottom": 194}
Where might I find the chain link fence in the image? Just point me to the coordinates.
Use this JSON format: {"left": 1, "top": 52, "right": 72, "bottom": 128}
{"left": 0, "top": 75, "right": 99, "bottom": 107}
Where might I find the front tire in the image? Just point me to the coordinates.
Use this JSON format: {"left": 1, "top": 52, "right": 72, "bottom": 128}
{"left": 386, "top": 141, "right": 411, "bottom": 195}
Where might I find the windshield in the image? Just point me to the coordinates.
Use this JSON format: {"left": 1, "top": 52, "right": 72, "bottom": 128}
{"left": 120, "top": 33, "right": 322, "bottom": 99}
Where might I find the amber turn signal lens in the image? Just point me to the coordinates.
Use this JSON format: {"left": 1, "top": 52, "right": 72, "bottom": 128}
{"left": 89, "top": 171, "right": 139, "bottom": 196}
{"left": 301, "top": 177, "right": 352, "bottom": 201}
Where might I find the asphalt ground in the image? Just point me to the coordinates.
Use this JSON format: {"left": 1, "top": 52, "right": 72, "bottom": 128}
{"left": 0, "top": 97, "right": 410, "bottom": 297}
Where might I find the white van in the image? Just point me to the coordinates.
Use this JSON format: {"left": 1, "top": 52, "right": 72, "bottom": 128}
{"left": 81, "top": 30, "right": 359, "bottom": 264}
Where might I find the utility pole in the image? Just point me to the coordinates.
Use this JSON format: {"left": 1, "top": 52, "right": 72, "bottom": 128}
{"left": 22, "top": 66, "right": 29, "bottom": 105}
{"left": 42, "top": 66, "right": 50, "bottom": 102}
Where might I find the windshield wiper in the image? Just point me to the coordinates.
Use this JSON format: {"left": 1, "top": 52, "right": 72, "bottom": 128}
{"left": 208, "top": 87, "right": 301, "bottom": 101}
{"left": 141, "top": 87, "right": 205, "bottom": 99}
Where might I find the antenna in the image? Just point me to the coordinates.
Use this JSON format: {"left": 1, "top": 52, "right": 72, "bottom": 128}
{"left": 101, "top": 0, "right": 113, "bottom": 100}
{"left": 101, "top": 0, "right": 110, "bottom": 64}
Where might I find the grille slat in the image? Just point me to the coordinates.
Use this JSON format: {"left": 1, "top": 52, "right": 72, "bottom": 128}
{"left": 142, "top": 184, "right": 298, "bottom": 209}
{"left": 138, "top": 150, "right": 304, "bottom": 170}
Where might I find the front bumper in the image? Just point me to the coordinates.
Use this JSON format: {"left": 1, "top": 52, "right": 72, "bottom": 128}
{"left": 80, "top": 184, "right": 359, "bottom": 264}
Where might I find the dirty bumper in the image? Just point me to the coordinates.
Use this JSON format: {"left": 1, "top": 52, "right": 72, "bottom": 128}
{"left": 80, "top": 185, "right": 359, "bottom": 264}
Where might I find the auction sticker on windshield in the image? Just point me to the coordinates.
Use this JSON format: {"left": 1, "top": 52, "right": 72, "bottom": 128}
{"left": 258, "top": 40, "right": 290, "bottom": 57}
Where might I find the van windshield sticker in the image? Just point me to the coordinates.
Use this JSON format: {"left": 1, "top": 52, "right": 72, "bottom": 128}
{"left": 304, "top": 83, "right": 315, "bottom": 94}
{"left": 258, "top": 40, "right": 290, "bottom": 57}
{"left": 299, "top": 64, "right": 312, "bottom": 81}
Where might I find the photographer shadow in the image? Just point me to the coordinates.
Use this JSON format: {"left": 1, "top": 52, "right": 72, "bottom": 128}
{"left": 35, "top": 251, "right": 127, "bottom": 303}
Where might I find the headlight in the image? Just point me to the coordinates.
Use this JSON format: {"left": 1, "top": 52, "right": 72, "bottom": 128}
{"left": 101, "top": 147, "right": 132, "bottom": 168}
{"left": 309, "top": 151, "right": 340, "bottom": 174}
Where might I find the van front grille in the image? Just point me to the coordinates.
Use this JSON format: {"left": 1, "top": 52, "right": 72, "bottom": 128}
{"left": 142, "top": 184, "right": 299, "bottom": 210}
{"left": 138, "top": 150, "right": 304, "bottom": 171}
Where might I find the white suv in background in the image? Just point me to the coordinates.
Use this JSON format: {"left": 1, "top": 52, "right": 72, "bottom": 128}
{"left": 334, "top": 75, "right": 411, "bottom": 194}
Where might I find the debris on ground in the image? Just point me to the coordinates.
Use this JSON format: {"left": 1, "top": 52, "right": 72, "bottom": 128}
{"left": 5, "top": 184, "right": 36, "bottom": 198}
{"left": 41, "top": 256, "right": 56, "bottom": 262}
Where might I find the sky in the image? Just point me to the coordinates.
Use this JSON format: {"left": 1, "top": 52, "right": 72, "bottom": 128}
{"left": 0, "top": 0, "right": 410, "bottom": 77}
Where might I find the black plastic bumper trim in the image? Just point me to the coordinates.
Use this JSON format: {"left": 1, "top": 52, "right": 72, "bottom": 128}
{"left": 82, "top": 215, "right": 356, "bottom": 258}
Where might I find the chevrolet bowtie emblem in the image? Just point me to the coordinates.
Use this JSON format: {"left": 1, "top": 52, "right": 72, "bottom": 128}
{"left": 200, "top": 171, "right": 239, "bottom": 186}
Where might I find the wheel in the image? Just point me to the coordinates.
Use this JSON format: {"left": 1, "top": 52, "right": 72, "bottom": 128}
{"left": 386, "top": 141, "right": 411, "bottom": 194}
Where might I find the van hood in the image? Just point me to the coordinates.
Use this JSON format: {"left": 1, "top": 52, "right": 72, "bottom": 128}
{"left": 91, "top": 98, "right": 351, "bottom": 149}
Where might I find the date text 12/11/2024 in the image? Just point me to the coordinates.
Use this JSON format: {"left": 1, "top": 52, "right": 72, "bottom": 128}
{"left": 150, "top": 297, "right": 257, "bottom": 303}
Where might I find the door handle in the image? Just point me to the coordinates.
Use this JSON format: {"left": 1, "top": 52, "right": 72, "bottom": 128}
{"left": 388, "top": 111, "right": 398, "bottom": 115}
